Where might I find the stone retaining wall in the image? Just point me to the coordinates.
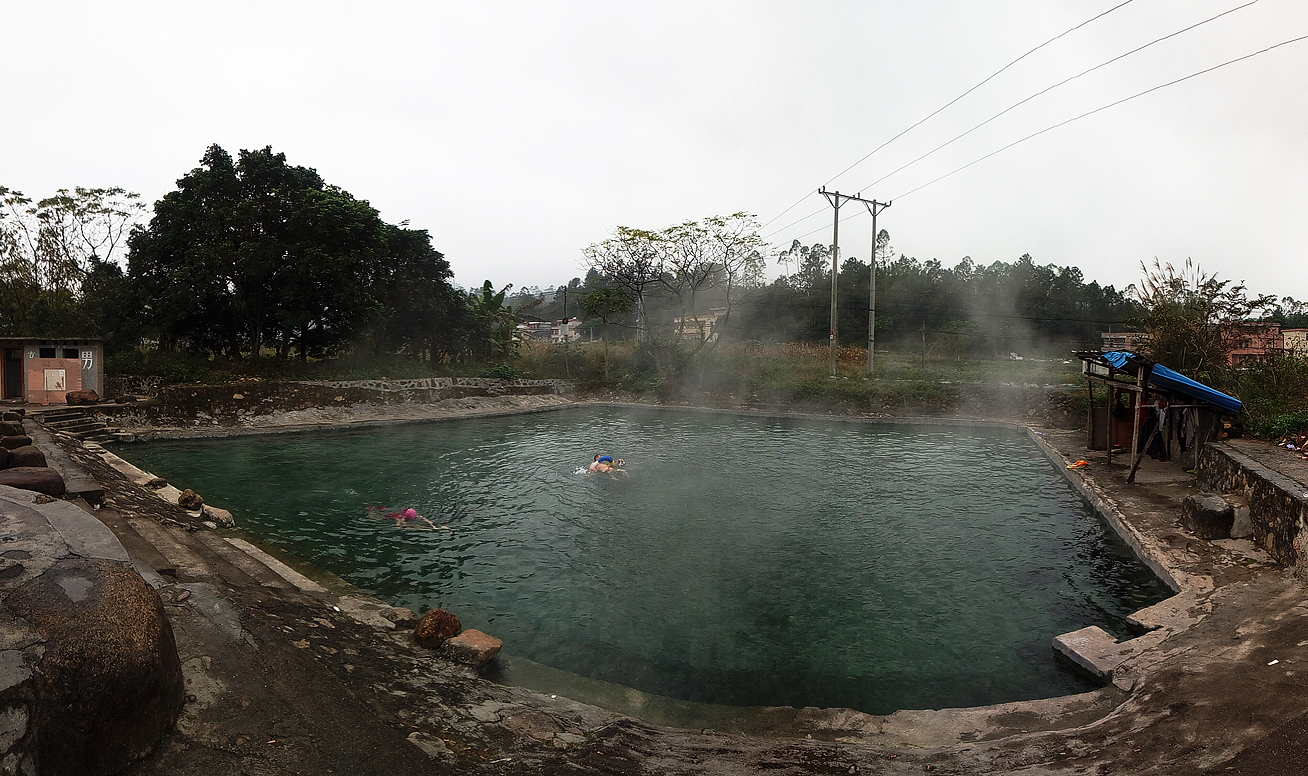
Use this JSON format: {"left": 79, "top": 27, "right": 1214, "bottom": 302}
{"left": 103, "top": 375, "right": 166, "bottom": 399}
{"left": 294, "top": 378, "right": 568, "bottom": 403}
{"left": 1198, "top": 443, "right": 1308, "bottom": 571}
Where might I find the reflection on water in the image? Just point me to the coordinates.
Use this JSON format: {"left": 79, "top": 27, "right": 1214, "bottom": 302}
{"left": 123, "top": 408, "right": 1171, "bottom": 714}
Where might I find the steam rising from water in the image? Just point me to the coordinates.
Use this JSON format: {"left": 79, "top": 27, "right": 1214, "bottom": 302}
{"left": 123, "top": 407, "right": 1169, "bottom": 713}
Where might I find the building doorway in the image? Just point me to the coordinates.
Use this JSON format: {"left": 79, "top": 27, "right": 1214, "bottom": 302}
{"left": 3, "top": 349, "right": 22, "bottom": 400}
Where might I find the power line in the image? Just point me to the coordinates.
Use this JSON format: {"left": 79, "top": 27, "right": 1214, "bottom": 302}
{"left": 758, "top": 0, "right": 1137, "bottom": 233}
{"left": 770, "top": 27, "right": 1308, "bottom": 249}
{"left": 892, "top": 31, "right": 1308, "bottom": 201}
{"left": 856, "top": 0, "right": 1261, "bottom": 194}
{"left": 821, "top": 0, "right": 1138, "bottom": 189}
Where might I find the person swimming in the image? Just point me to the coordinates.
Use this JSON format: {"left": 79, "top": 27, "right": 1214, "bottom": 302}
{"left": 366, "top": 504, "right": 444, "bottom": 530}
{"left": 588, "top": 455, "right": 628, "bottom": 475}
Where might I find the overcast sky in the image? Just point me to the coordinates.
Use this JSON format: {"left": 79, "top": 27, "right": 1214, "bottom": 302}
{"left": 6, "top": 1, "right": 1306, "bottom": 302}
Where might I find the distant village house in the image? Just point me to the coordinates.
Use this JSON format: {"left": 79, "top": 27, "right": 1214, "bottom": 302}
{"left": 1223, "top": 321, "right": 1282, "bottom": 365}
{"left": 1099, "top": 332, "right": 1143, "bottom": 352}
{"left": 1283, "top": 328, "right": 1308, "bottom": 358}
{"left": 673, "top": 308, "right": 729, "bottom": 342}
{"left": 516, "top": 318, "right": 581, "bottom": 344}
{"left": 1103, "top": 323, "right": 1301, "bottom": 365}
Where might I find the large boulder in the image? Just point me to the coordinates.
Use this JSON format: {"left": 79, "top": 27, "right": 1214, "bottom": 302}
{"left": 0, "top": 421, "right": 24, "bottom": 437}
{"left": 0, "top": 467, "right": 65, "bottom": 496}
{"left": 5, "top": 557, "right": 184, "bottom": 776}
{"left": 1, "top": 435, "right": 33, "bottom": 450}
{"left": 65, "top": 389, "right": 99, "bottom": 405}
{"left": 413, "top": 609, "right": 462, "bottom": 648}
{"left": 1182, "top": 493, "right": 1235, "bottom": 539}
{"left": 7, "top": 446, "right": 46, "bottom": 469}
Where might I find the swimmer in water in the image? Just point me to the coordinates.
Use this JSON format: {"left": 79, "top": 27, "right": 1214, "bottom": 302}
{"left": 588, "top": 455, "right": 629, "bottom": 476}
{"left": 366, "top": 505, "right": 443, "bottom": 530}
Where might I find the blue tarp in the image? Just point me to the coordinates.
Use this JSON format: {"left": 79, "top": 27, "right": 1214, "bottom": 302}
{"left": 1102, "top": 351, "right": 1243, "bottom": 413}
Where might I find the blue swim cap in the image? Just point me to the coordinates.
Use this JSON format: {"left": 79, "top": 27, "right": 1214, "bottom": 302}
{"left": 599, "top": 456, "right": 614, "bottom": 464}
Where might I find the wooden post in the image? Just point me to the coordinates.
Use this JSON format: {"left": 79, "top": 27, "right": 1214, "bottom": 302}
{"left": 1106, "top": 385, "right": 1115, "bottom": 465}
{"left": 1085, "top": 377, "right": 1094, "bottom": 450}
{"left": 1127, "top": 424, "right": 1160, "bottom": 484}
{"left": 1126, "top": 364, "right": 1153, "bottom": 484}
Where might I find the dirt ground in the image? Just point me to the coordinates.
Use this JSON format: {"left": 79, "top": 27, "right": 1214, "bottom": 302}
{"left": 45, "top": 388, "right": 1308, "bottom": 775}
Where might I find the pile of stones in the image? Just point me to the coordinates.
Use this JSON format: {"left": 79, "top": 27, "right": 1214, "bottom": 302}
{"left": 0, "top": 412, "right": 63, "bottom": 497}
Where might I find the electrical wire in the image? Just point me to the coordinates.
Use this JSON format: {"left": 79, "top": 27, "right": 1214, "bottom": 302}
{"left": 758, "top": 0, "right": 1137, "bottom": 234}
{"left": 856, "top": 0, "right": 1260, "bottom": 194}
{"left": 766, "top": 27, "right": 1308, "bottom": 251}
{"left": 892, "top": 30, "right": 1308, "bottom": 201}
{"left": 821, "top": 0, "right": 1138, "bottom": 189}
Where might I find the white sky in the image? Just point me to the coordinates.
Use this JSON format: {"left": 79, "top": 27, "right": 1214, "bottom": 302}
{"left": 5, "top": 1, "right": 1306, "bottom": 302}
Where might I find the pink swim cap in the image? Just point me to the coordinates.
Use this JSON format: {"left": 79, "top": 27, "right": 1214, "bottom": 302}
{"left": 403, "top": 508, "right": 418, "bottom": 518}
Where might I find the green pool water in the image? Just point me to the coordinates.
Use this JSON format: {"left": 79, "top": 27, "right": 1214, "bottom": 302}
{"left": 121, "top": 407, "right": 1171, "bottom": 714}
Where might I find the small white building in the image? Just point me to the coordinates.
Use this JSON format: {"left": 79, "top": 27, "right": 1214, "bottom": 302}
{"left": 1284, "top": 328, "right": 1308, "bottom": 358}
{"left": 516, "top": 319, "right": 582, "bottom": 344}
{"left": 673, "top": 308, "right": 729, "bottom": 342}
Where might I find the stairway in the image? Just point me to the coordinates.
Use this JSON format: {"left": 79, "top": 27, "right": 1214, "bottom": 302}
{"left": 30, "top": 429, "right": 411, "bottom": 630}
{"left": 35, "top": 406, "right": 116, "bottom": 442}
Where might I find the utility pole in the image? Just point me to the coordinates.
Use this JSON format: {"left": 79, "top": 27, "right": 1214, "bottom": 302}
{"left": 819, "top": 187, "right": 885, "bottom": 377}
{"left": 561, "top": 286, "right": 570, "bottom": 378}
{"left": 863, "top": 199, "right": 890, "bottom": 376}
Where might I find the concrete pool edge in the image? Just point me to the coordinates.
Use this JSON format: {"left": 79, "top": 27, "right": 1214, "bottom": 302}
{"left": 1023, "top": 427, "right": 1210, "bottom": 688}
{"left": 99, "top": 401, "right": 1185, "bottom": 738}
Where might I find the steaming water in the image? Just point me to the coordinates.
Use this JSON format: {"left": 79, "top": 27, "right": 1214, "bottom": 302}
{"left": 123, "top": 407, "right": 1170, "bottom": 714}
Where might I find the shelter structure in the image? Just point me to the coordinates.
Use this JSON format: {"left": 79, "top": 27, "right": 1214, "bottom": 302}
{"left": 1076, "top": 350, "right": 1241, "bottom": 483}
{"left": 0, "top": 338, "right": 104, "bottom": 405}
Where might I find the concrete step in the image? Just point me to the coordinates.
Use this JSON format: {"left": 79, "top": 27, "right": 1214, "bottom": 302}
{"left": 93, "top": 508, "right": 184, "bottom": 585}
{"left": 24, "top": 423, "right": 105, "bottom": 505}
{"left": 45, "top": 418, "right": 102, "bottom": 431}
{"left": 190, "top": 529, "right": 296, "bottom": 592}
{"left": 125, "top": 517, "right": 211, "bottom": 582}
{"left": 37, "top": 408, "right": 89, "bottom": 421}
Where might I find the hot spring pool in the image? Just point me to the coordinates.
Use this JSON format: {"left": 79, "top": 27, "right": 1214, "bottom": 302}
{"left": 121, "top": 407, "right": 1171, "bottom": 714}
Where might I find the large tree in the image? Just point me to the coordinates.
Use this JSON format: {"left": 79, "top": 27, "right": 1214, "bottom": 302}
{"left": 1131, "top": 258, "right": 1275, "bottom": 377}
{"left": 364, "top": 224, "right": 467, "bottom": 365}
{"left": 128, "top": 145, "right": 388, "bottom": 358}
{"left": 0, "top": 185, "right": 144, "bottom": 335}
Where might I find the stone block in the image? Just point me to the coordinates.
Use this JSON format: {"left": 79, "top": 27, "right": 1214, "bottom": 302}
{"left": 6, "top": 447, "right": 45, "bottom": 469}
{"left": 1181, "top": 493, "right": 1234, "bottom": 540}
{"left": 441, "top": 629, "right": 503, "bottom": 670}
{"left": 0, "top": 437, "right": 31, "bottom": 451}
{"left": 1053, "top": 625, "right": 1125, "bottom": 679}
{"left": 1222, "top": 494, "right": 1254, "bottom": 539}
{"left": 65, "top": 389, "right": 99, "bottom": 405}
{"left": 0, "top": 468, "right": 65, "bottom": 497}
{"left": 202, "top": 505, "right": 234, "bottom": 528}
